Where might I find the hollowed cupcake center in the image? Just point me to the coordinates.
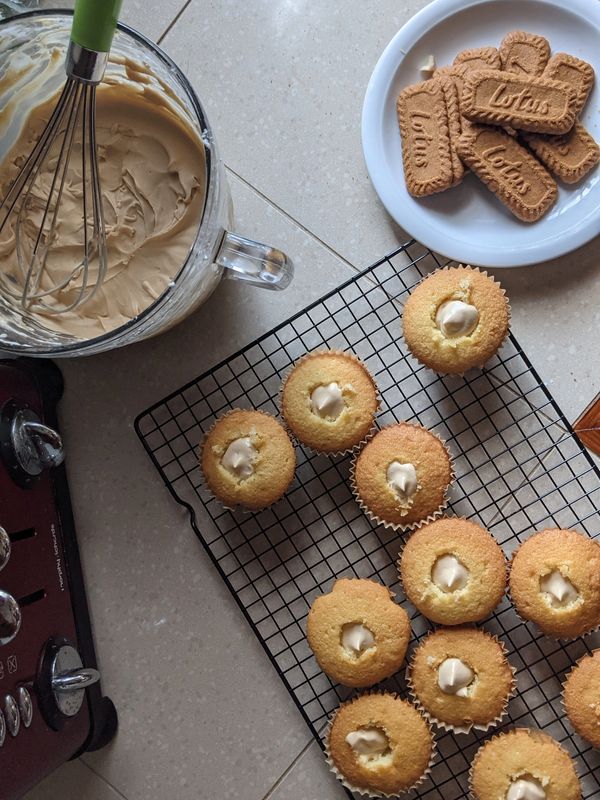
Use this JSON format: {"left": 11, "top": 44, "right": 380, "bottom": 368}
{"left": 309, "top": 382, "right": 349, "bottom": 420}
{"left": 506, "top": 775, "right": 546, "bottom": 800}
{"left": 539, "top": 570, "right": 579, "bottom": 608}
{"left": 431, "top": 554, "right": 469, "bottom": 592}
{"left": 436, "top": 299, "right": 479, "bottom": 338}
{"left": 345, "top": 726, "right": 391, "bottom": 764}
{"left": 437, "top": 657, "right": 475, "bottom": 697}
{"left": 386, "top": 461, "right": 418, "bottom": 505}
{"left": 340, "top": 622, "right": 375, "bottom": 657}
{"left": 220, "top": 436, "right": 258, "bottom": 479}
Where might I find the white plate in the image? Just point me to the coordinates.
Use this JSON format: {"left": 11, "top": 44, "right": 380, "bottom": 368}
{"left": 361, "top": 0, "right": 600, "bottom": 267}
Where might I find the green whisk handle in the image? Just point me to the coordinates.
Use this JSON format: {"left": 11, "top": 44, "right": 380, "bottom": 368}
{"left": 71, "top": 0, "right": 123, "bottom": 54}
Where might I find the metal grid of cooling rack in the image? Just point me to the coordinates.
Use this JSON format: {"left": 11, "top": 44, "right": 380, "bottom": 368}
{"left": 135, "top": 240, "right": 600, "bottom": 799}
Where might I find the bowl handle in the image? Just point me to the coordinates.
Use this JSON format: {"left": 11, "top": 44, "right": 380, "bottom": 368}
{"left": 216, "top": 231, "right": 293, "bottom": 291}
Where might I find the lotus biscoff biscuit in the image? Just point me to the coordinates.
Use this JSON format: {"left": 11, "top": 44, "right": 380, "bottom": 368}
{"left": 461, "top": 69, "right": 576, "bottom": 134}
{"left": 396, "top": 79, "right": 456, "bottom": 197}
{"left": 456, "top": 124, "right": 557, "bottom": 221}
{"left": 523, "top": 123, "right": 600, "bottom": 184}
{"left": 454, "top": 46, "right": 501, "bottom": 72}
{"left": 543, "top": 52, "right": 595, "bottom": 116}
{"left": 499, "top": 30, "right": 551, "bottom": 77}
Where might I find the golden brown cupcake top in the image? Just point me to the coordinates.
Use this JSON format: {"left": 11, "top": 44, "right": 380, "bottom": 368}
{"left": 399, "top": 517, "right": 506, "bottom": 625}
{"left": 469, "top": 728, "right": 581, "bottom": 800}
{"left": 402, "top": 266, "right": 510, "bottom": 374}
{"left": 328, "top": 693, "right": 433, "bottom": 796}
{"left": 408, "top": 627, "right": 514, "bottom": 731}
{"left": 563, "top": 649, "right": 600, "bottom": 749}
{"left": 281, "top": 350, "right": 379, "bottom": 453}
{"left": 352, "top": 422, "right": 453, "bottom": 529}
{"left": 306, "top": 578, "right": 411, "bottom": 688}
{"left": 200, "top": 409, "right": 295, "bottom": 511}
{"left": 509, "top": 528, "right": 600, "bottom": 639}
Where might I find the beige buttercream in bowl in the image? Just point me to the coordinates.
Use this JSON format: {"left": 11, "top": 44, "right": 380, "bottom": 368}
{"left": 0, "top": 63, "right": 205, "bottom": 338}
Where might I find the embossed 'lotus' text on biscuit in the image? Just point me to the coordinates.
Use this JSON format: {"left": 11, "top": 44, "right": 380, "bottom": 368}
{"left": 482, "top": 144, "right": 531, "bottom": 195}
{"left": 489, "top": 84, "right": 549, "bottom": 115}
{"left": 462, "top": 70, "right": 576, "bottom": 134}
{"left": 411, "top": 112, "right": 434, "bottom": 167}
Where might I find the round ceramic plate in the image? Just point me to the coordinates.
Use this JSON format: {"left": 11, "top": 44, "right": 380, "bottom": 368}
{"left": 361, "top": 0, "right": 600, "bottom": 267}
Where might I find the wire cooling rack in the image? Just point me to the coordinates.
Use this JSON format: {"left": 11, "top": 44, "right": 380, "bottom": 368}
{"left": 135, "top": 241, "right": 600, "bottom": 799}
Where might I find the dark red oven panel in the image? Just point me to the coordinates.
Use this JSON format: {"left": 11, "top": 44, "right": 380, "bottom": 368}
{"left": 0, "top": 360, "right": 116, "bottom": 800}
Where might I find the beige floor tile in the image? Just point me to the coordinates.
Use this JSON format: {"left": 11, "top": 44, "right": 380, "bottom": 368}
{"left": 160, "top": 0, "right": 426, "bottom": 268}
{"left": 52, "top": 173, "right": 352, "bottom": 800}
{"left": 24, "top": 759, "right": 125, "bottom": 800}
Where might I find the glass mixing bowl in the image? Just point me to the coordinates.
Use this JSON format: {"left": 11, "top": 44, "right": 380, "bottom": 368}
{"left": 0, "top": 11, "right": 293, "bottom": 356}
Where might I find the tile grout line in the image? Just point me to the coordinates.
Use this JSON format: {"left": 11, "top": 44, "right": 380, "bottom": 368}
{"left": 259, "top": 736, "right": 319, "bottom": 800}
{"left": 79, "top": 757, "right": 130, "bottom": 800}
{"left": 224, "top": 165, "right": 361, "bottom": 276}
{"left": 156, "top": 0, "right": 193, "bottom": 45}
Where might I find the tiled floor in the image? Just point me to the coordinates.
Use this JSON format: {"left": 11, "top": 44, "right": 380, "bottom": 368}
{"left": 17, "top": 1, "right": 600, "bottom": 799}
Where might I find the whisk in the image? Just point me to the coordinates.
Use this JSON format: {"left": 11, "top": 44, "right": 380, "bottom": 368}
{"left": 0, "top": 0, "right": 123, "bottom": 314}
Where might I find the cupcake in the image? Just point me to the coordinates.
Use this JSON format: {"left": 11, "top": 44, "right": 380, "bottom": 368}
{"left": 280, "top": 350, "right": 379, "bottom": 454}
{"left": 399, "top": 517, "right": 506, "bottom": 625}
{"left": 563, "top": 649, "right": 600, "bottom": 749}
{"left": 306, "top": 578, "right": 411, "bottom": 687}
{"left": 407, "top": 627, "right": 515, "bottom": 733}
{"left": 351, "top": 422, "right": 453, "bottom": 530}
{"left": 326, "top": 693, "right": 434, "bottom": 796}
{"left": 509, "top": 528, "right": 600, "bottom": 639}
{"left": 402, "top": 265, "right": 510, "bottom": 374}
{"left": 469, "top": 728, "right": 581, "bottom": 800}
{"left": 200, "top": 409, "right": 295, "bottom": 511}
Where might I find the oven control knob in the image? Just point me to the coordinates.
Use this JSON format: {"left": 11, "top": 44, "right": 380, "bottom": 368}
{"left": 11, "top": 409, "right": 64, "bottom": 477}
{"left": 0, "top": 709, "right": 5, "bottom": 747}
{"left": 4, "top": 695, "right": 19, "bottom": 737}
{"left": 51, "top": 645, "right": 100, "bottom": 718}
{"left": 17, "top": 687, "right": 33, "bottom": 728}
{"left": 0, "top": 590, "right": 20, "bottom": 646}
{"left": 0, "top": 527, "right": 9, "bottom": 572}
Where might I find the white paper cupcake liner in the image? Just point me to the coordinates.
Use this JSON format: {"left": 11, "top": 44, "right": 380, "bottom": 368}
{"left": 278, "top": 348, "right": 381, "bottom": 457}
{"left": 405, "top": 630, "right": 517, "bottom": 735}
{"left": 324, "top": 690, "right": 437, "bottom": 798}
{"left": 401, "top": 264, "right": 512, "bottom": 377}
{"left": 198, "top": 407, "right": 295, "bottom": 514}
{"left": 507, "top": 541, "right": 600, "bottom": 643}
{"left": 349, "top": 422, "right": 456, "bottom": 533}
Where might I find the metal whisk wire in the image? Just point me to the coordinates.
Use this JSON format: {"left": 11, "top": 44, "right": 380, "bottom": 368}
{"left": 0, "top": 0, "right": 120, "bottom": 316}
